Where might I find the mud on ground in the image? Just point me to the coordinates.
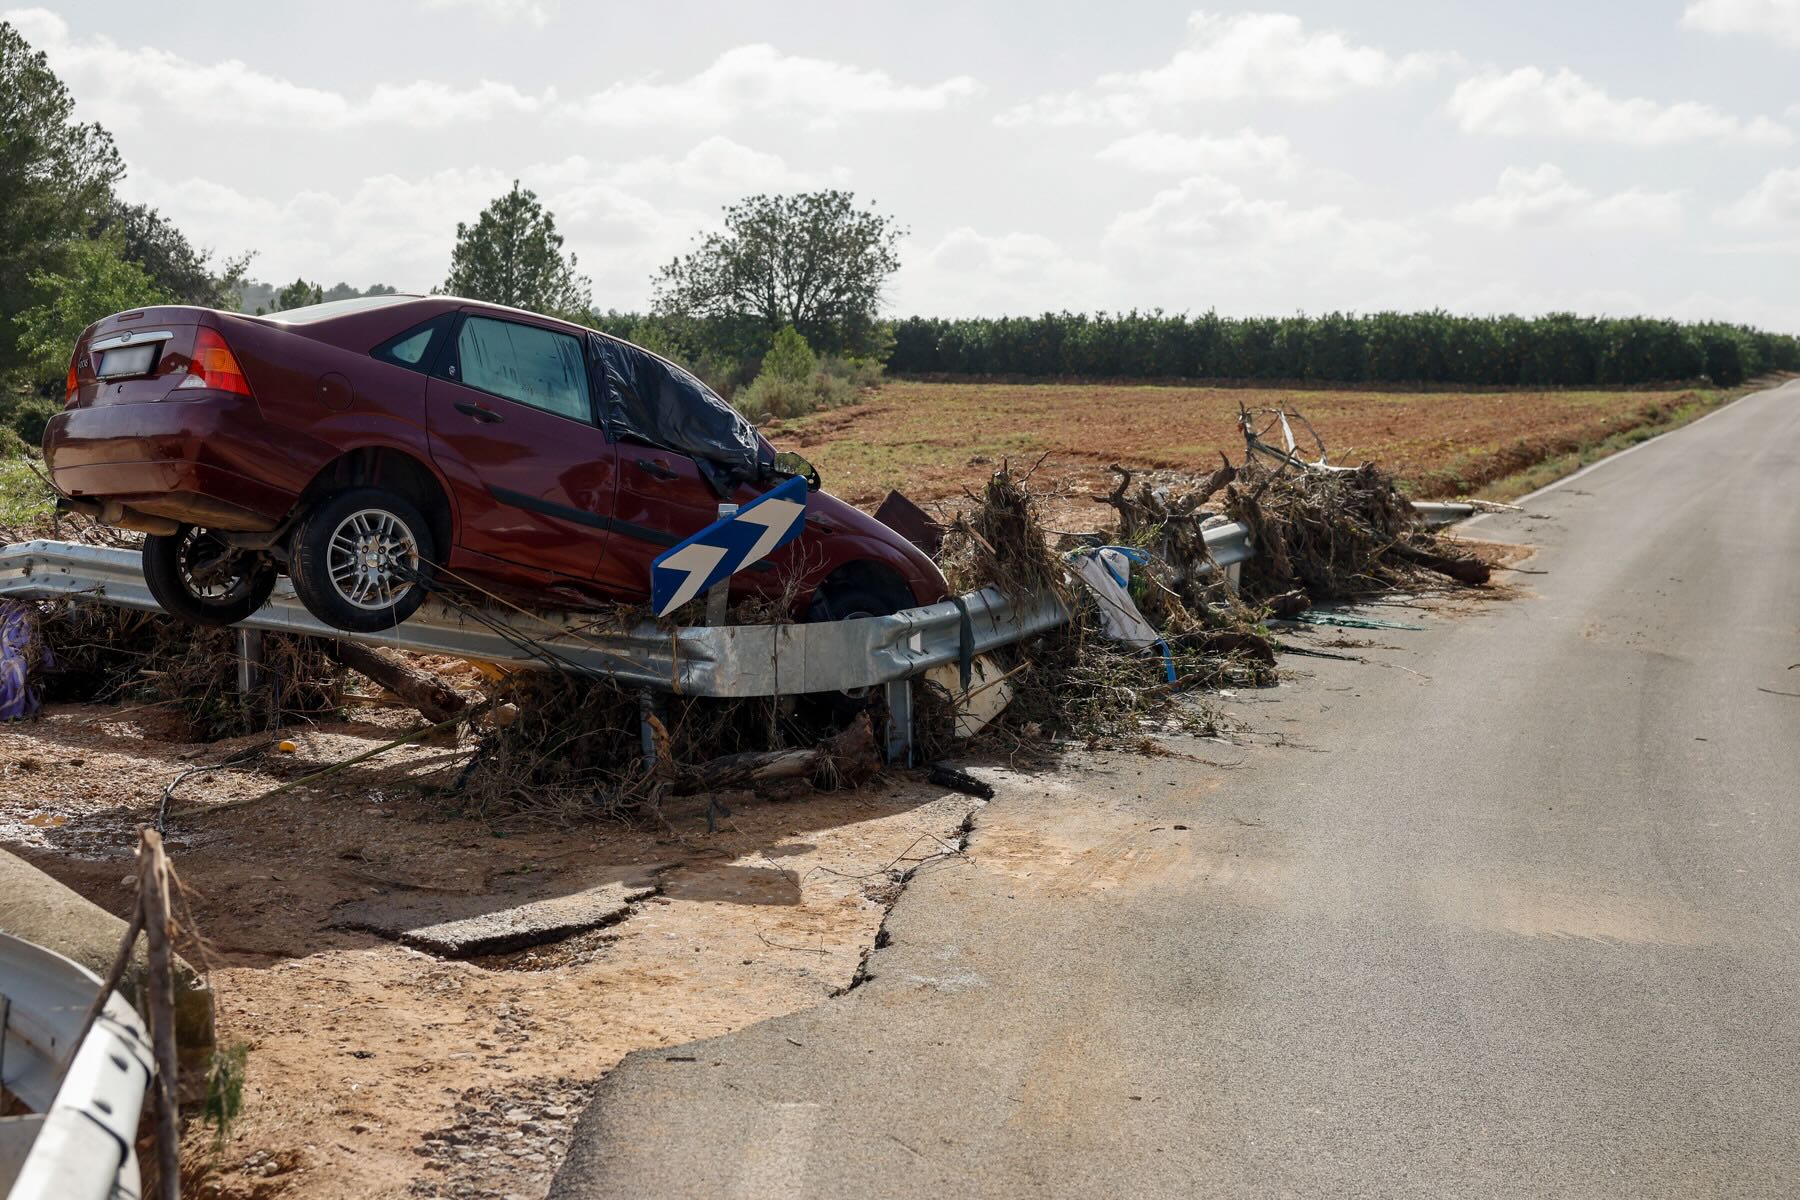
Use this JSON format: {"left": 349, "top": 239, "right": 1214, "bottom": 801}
{"left": 0, "top": 705, "right": 983, "bottom": 1199}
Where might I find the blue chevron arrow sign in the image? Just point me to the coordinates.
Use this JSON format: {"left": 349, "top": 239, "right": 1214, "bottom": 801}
{"left": 651, "top": 474, "right": 809, "bottom": 618}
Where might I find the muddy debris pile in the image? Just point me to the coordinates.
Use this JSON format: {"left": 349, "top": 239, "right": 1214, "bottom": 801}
{"left": 1222, "top": 460, "right": 1491, "bottom": 598}
{"left": 3, "top": 516, "right": 348, "bottom": 738}
{"left": 934, "top": 462, "right": 1272, "bottom": 752}
{"left": 929, "top": 436, "right": 1491, "bottom": 751}
{"left": 451, "top": 668, "right": 880, "bottom": 826}
{"left": 23, "top": 601, "right": 346, "bottom": 739}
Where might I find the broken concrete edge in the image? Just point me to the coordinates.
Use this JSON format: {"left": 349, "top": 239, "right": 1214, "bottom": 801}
{"left": 0, "top": 848, "right": 215, "bottom": 1069}
{"left": 329, "top": 878, "right": 666, "bottom": 960}
{"left": 546, "top": 776, "right": 995, "bottom": 1200}
{"left": 833, "top": 791, "right": 988, "bottom": 997}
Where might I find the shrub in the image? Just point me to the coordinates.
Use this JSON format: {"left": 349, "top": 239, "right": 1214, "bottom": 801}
{"left": 812, "top": 370, "right": 857, "bottom": 409}
{"left": 820, "top": 354, "right": 884, "bottom": 389}
{"left": 736, "top": 372, "right": 815, "bottom": 421}
{"left": 762, "top": 325, "right": 818, "bottom": 383}
{"left": 739, "top": 369, "right": 861, "bottom": 422}
{"left": 0, "top": 393, "right": 58, "bottom": 445}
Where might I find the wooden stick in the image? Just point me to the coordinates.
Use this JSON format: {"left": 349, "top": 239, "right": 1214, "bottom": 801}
{"left": 137, "top": 829, "right": 181, "bottom": 1200}
{"left": 674, "top": 712, "right": 876, "bottom": 794}
{"left": 323, "top": 639, "right": 466, "bottom": 723}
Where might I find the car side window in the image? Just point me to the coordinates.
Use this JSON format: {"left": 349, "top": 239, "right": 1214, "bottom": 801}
{"left": 371, "top": 314, "right": 452, "bottom": 372}
{"left": 386, "top": 327, "right": 435, "bottom": 365}
{"left": 453, "top": 316, "right": 592, "bottom": 422}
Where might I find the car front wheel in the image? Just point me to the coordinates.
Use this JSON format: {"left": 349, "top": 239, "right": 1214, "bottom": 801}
{"left": 288, "top": 488, "right": 435, "bottom": 633}
{"left": 142, "top": 526, "right": 279, "bottom": 627}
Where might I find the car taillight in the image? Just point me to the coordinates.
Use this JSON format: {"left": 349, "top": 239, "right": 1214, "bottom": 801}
{"left": 179, "top": 327, "right": 254, "bottom": 397}
{"left": 65, "top": 353, "right": 78, "bottom": 404}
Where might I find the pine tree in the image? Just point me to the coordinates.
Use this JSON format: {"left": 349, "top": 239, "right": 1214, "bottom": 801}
{"left": 440, "top": 181, "right": 591, "bottom": 320}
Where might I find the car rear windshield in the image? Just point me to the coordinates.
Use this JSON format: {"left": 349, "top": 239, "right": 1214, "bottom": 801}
{"left": 265, "top": 295, "right": 417, "bottom": 324}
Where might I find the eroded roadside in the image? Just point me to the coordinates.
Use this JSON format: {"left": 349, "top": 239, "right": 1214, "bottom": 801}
{"left": 0, "top": 705, "right": 983, "bottom": 1199}
{"left": 0, "top": 529, "right": 1531, "bottom": 1198}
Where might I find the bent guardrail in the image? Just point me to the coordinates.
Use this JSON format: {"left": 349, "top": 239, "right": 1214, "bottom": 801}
{"left": 0, "top": 503, "right": 1471, "bottom": 759}
{"left": 0, "top": 932, "right": 153, "bottom": 1200}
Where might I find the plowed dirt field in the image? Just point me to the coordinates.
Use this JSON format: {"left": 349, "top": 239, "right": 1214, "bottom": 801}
{"left": 772, "top": 380, "right": 1731, "bottom": 513}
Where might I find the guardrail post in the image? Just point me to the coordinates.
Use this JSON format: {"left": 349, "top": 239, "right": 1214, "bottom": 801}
{"left": 638, "top": 689, "right": 661, "bottom": 769}
{"left": 883, "top": 678, "right": 914, "bottom": 765}
{"left": 704, "top": 502, "right": 738, "bottom": 628}
{"left": 234, "top": 628, "right": 264, "bottom": 694}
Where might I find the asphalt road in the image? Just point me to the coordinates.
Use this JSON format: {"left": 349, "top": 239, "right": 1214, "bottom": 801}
{"left": 551, "top": 380, "right": 1800, "bottom": 1199}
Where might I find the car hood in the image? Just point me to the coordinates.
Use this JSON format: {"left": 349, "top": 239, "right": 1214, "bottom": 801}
{"left": 811, "top": 489, "right": 950, "bottom": 605}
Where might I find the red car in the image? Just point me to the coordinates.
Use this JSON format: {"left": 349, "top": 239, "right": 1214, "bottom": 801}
{"left": 42, "top": 295, "right": 947, "bottom": 632}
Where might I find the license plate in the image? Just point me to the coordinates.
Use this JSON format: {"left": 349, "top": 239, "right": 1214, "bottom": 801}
{"left": 96, "top": 343, "right": 157, "bottom": 379}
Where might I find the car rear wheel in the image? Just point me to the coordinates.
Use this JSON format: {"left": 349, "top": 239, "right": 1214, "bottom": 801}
{"left": 142, "top": 526, "right": 278, "bottom": 627}
{"left": 288, "top": 488, "right": 434, "bottom": 633}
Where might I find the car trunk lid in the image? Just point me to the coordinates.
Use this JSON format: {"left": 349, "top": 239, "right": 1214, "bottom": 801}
{"left": 66, "top": 306, "right": 212, "bottom": 409}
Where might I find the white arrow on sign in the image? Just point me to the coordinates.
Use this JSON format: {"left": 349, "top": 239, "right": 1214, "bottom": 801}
{"left": 736, "top": 494, "right": 806, "bottom": 565}
{"left": 650, "top": 474, "right": 810, "bottom": 619}
{"left": 653, "top": 541, "right": 730, "bottom": 615}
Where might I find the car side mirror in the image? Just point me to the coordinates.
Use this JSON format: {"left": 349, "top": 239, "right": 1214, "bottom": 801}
{"left": 773, "top": 451, "right": 821, "bottom": 491}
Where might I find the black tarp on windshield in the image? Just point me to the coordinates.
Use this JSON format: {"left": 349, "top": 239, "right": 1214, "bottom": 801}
{"left": 590, "top": 334, "right": 762, "bottom": 481}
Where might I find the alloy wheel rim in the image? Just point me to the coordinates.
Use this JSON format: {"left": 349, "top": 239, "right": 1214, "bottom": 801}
{"left": 325, "top": 508, "right": 420, "bottom": 611}
{"left": 178, "top": 529, "right": 253, "bottom": 602}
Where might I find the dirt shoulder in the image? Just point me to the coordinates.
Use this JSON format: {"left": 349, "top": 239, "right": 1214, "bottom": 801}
{"left": 0, "top": 705, "right": 981, "bottom": 1199}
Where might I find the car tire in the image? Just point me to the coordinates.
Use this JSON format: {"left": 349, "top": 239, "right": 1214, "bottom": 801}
{"left": 805, "top": 581, "right": 910, "bottom": 626}
{"left": 142, "top": 526, "right": 278, "bottom": 627}
{"left": 288, "top": 488, "right": 435, "bottom": 633}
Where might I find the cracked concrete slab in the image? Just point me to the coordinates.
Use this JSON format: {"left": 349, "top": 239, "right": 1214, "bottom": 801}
{"left": 333, "top": 869, "right": 664, "bottom": 958}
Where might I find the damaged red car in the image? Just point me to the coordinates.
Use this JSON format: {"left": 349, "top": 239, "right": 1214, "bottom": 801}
{"left": 42, "top": 295, "right": 947, "bottom": 632}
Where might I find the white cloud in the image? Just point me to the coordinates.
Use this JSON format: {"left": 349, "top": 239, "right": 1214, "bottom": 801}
{"left": 1680, "top": 0, "right": 1800, "bottom": 46}
{"left": 117, "top": 140, "right": 818, "bottom": 296}
{"left": 420, "top": 0, "right": 557, "bottom": 26}
{"left": 606, "top": 136, "right": 847, "bottom": 194}
{"left": 999, "top": 11, "right": 1455, "bottom": 127}
{"left": 1103, "top": 175, "right": 1429, "bottom": 288}
{"left": 5, "top": 7, "right": 549, "bottom": 129}
{"left": 891, "top": 228, "right": 1111, "bottom": 316}
{"left": 1718, "top": 166, "right": 1800, "bottom": 226}
{"left": 562, "top": 44, "right": 980, "bottom": 130}
{"left": 1453, "top": 164, "right": 1685, "bottom": 232}
{"left": 1449, "top": 66, "right": 1791, "bottom": 146}
{"left": 1096, "top": 129, "right": 1298, "bottom": 177}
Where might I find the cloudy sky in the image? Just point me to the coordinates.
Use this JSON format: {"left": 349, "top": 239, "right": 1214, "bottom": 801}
{"left": 10, "top": 1, "right": 1800, "bottom": 328}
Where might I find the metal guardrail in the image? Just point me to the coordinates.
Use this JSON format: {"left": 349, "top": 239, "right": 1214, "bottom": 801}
{"left": 0, "top": 540, "right": 1068, "bottom": 699}
{"left": 0, "top": 932, "right": 153, "bottom": 1200}
{"left": 0, "top": 502, "right": 1471, "bottom": 758}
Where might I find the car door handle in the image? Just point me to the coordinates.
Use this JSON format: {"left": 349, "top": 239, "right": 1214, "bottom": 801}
{"left": 635, "top": 458, "right": 679, "bottom": 481}
{"left": 455, "top": 401, "right": 502, "bottom": 424}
